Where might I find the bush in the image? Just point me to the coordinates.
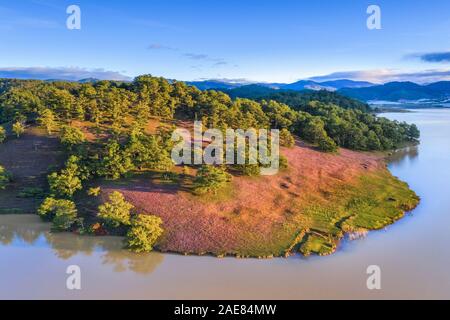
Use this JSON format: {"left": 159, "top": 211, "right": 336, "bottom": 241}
{"left": 125, "top": 133, "right": 173, "bottom": 171}
{"left": 98, "top": 140, "right": 134, "bottom": 180}
{"left": 0, "top": 126, "right": 6, "bottom": 143}
{"left": 37, "top": 109, "right": 57, "bottom": 134}
{"left": 60, "top": 125, "right": 85, "bottom": 148}
{"left": 98, "top": 191, "right": 134, "bottom": 227}
{"left": 0, "top": 165, "right": 12, "bottom": 189}
{"left": 48, "top": 156, "right": 82, "bottom": 198}
{"left": 12, "top": 121, "right": 25, "bottom": 138}
{"left": 126, "top": 214, "right": 164, "bottom": 253}
{"left": 87, "top": 187, "right": 101, "bottom": 197}
{"left": 193, "top": 165, "right": 231, "bottom": 194}
{"left": 239, "top": 164, "right": 261, "bottom": 177}
{"left": 318, "top": 136, "right": 338, "bottom": 153}
{"left": 38, "top": 197, "right": 79, "bottom": 231}
{"left": 279, "top": 155, "right": 288, "bottom": 170}
{"left": 279, "top": 128, "right": 295, "bottom": 148}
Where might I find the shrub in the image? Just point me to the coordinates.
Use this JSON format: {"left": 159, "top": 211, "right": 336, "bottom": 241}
{"left": 239, "top": 164, "right": 261, "bottom": 176}
{"left": 98, "top": 140, "right": 134, "bottom": 180}
{"left": 318, "top": 136, "right": 338, "bottom": 153}
{"left": 126, "top": 214, "right": 164, "bottom": 253}
{"left": 98, "top": 191, "right": 134, "bottom": 227}
{"left": 37, "top": 109, "right": 57, "bottom": 134}
{"left": 38, "top": 197, "right": 79, "bottom": 231}
{"left": 48, "top": 156, "right": 82, "bottom": 198}
{"left": 87, "top": 187, "right": 101, "bottom": 197}
{"left": 12, "top": 121, "right": 25, "bottom": 138}
{"left": 279, "top": 128, "right": 295, "bottom": 148}
{"left": 0, "top": 165, "right": 12, "bottom": 189}
{"left": 125, "top": 133, "right": 173, "bottom": 171}
{"left": 193, "top": 165, "right": 231, "bottom": 194}
{"left": 279, "top": 155, "right": 288, "bottom": 170}
{"left": 0, "top": 126, "right": 6, "bottom": 143}
{"left": 301, "top": 117, "right": 327, "bottom": 144}
{"left": 60, "top": 125, "right": 86, "bottom": 148}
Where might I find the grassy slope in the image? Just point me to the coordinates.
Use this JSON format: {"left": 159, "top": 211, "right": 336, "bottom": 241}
{"left": 100, "top": 135, "right": 419, "bottom": 257}
{"left": 295, "top": 170, "right": 419, "bottom": 256}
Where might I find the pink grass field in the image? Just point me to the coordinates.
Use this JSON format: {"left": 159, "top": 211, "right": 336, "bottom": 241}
{"left": 102, "top": 140, "right": 383, "bottom": 257}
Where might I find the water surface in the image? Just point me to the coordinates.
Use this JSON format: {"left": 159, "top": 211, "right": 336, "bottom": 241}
{"left": 1, "top": 109, "right": 450, "bottom": 299}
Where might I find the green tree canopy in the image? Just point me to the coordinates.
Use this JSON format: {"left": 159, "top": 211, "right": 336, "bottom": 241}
{"left": 12, "top": 121, "right": 25, "bottom": 138}
{"left": 37, "top": 109, "right": 57, "bottom": 134}
{"left": 126, "top": 214, "right": 164, "bottom": 253}
{"left": 0, "top": 165, "right": 12, "bottom": 190}
{"left": 38, "top": 197, "right": 79, "bottom": 231}
{"left": 60, "top": 125, "right": 86, "bottom": 148}
{"left": 0, "top": 126, "right": 6, "bottom": 143}
{"left": 193, "top": 165, "right": 231, "bottom": 194}
{"left": 98, "top": 140, "right": 134, "bottom": 180}
{"left": 48, "top": 156, "right": 83, "bottom": 198}
{"left": 98, "top": 191, "right": 134, "bottom": 227}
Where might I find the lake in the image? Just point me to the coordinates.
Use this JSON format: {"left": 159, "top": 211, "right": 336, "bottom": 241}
{"left": 1, "top": 108, "right": 450, "bottom": 299}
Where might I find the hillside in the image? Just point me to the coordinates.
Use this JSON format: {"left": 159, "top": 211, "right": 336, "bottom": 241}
{"left": 0, "top": 122, "right": 419, "bottom": 257}
{"left": 101, "top": 139, "right": 418, "bottom": 257}
{"left": 0, "top": 75, "right": 420, "bottom": 257}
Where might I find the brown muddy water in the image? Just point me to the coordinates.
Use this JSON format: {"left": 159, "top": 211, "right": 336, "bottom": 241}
{"left": 1, "top": 108, "right": 450, "bottom": 299}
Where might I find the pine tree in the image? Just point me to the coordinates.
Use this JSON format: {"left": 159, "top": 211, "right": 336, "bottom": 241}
{"left": 12, "top": 121, "right": 25, "bottom": 138}
{"left": 48, "top": 156, "right": 83, "bottom": 198}
{"left": 0, "top": 126, "right": 6, "bottom": 143}
{"left": 98, "top": 191, "right": 134, "bottom": 227}
{"left": 37, "top": 109, "right": 57, "bottom": 134}
{"left": 126, "top": 214, "right": 164, "bottom": 252}
{"left": 193, "top": 165, "right": 231, "bottom": 194}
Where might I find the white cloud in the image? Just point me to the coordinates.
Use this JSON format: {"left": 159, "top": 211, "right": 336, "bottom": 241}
{"left": 0, "top": 67, "right": 132, "bottom": 81}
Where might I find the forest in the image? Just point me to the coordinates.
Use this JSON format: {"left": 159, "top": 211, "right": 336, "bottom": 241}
{"left": 0, "top": 76, "right": 419, "bottom": 152}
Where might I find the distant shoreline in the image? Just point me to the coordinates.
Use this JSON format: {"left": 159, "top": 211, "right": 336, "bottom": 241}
{"left": 372, "top": 105, "right": 450, "bottom": 114}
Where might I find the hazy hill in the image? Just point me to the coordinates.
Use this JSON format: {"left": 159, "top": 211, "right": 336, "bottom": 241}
{"left": 339, "top": 81, "right": 450, "bottom": 102}
{"left": 188, "top": 79, "right": 375, "bottom": 92}
{"left": 223, "top": 85, "right": 370, "bottom": 112}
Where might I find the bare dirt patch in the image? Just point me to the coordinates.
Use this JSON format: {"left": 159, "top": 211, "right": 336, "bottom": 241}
{"left": 0, "top": 128, "right": 63, "bottom": 214}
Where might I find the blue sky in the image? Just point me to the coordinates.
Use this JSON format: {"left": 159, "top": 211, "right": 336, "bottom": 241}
{"left": 1, "top": 0, "right": 450, "bottom": 83}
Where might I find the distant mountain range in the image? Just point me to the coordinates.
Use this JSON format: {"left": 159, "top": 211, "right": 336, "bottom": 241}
{"left": 338, "top": 81, "right": 450, "bottom": 102}
{"left": 187, "top": 79, "right": 450, "bottom": 103}
{"left": 187, "top": 79, "right": 374, "bottom": 92}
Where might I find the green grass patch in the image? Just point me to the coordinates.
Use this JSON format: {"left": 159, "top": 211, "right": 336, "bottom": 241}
{"left": 296, "top": 170, "right": 419, "bottom": 256}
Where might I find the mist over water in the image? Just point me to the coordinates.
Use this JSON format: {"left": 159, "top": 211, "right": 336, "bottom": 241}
{"left": 1, "top": 109, "right": 450, "bottom": 299}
